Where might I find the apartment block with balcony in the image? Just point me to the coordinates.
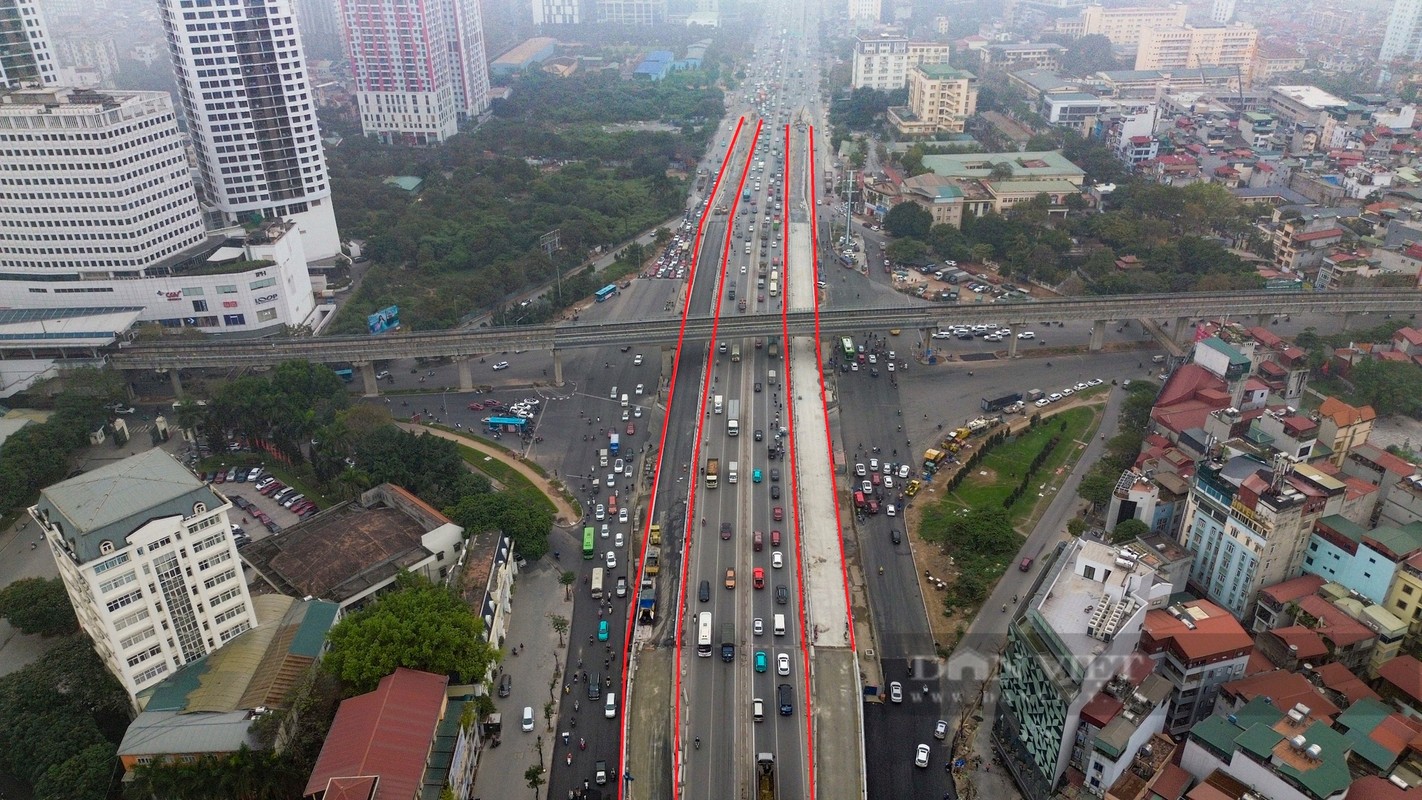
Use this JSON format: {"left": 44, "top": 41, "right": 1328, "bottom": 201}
{"left": 1385, "top": 551, "right": 1422, "bottom": 640}
{"left": 981, "top": 42, "right": 1066, "bottom": 72}
{"left": 850, "top": 33, "right": 951, "bottom": 91}
{"left": 1133, "top": 23, "right": 1258, "bottom": 74}
{"left": 994, "top": 539, "right": 1173, "bottom": 800}
{"left": 1179, "top": 454, "right": 1346, "bottom": 620}
{"left": 1303, "top": 514, "right": 1422, "bottom": 604}
{"left": 1053, "top": 3, "right": 1188, "bottom": 50}
{"left": 1139, "top": 599, "right": 1253, "bottom": 736}
{"left": 889, "top": 63, "right": 978, "bottom": 137}
{"left": 1072, "top": 668, "right": 1174, "bottom": 796}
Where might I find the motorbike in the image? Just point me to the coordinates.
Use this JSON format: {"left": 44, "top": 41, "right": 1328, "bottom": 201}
{"left": 580, "top": 737, "right": 587, "bottom": 751}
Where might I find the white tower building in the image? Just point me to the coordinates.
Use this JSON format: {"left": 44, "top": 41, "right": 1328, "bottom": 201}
{"left": 0, "top": 0, "right": 56, "bottom": 88}
{"left": 156, "top": 0, "right": 341, "bottom": 260}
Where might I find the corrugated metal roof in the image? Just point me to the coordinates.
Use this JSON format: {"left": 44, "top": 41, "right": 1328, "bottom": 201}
{"left": 304, "top": 669, "right": 449, "bottom": 800}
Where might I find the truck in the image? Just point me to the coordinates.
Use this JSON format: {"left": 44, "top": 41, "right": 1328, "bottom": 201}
{"left": 757, "top": 753, "right": 776, "bottom": 800}
{"left": 727, "top": 399, "right": 741, "bottom": 437}
{"left": 721, "top": 622, "right": 736, "bottom": 662}
{"left": 731, "top": 343, "right": 742, "bottom": 362}
{"left": 591, "top": 567, "right": 605, "bottom": 599}
{"left": 706, "top": 458, "right": 719, "bottom": 489}
{"left": 767, "top": 369, "right": 777, "bottom": 386}
{"left": 638, "top": 586, "right": 657, "bottom": 624}
{"left": 609, "top": 433, "right": 620, "bottom": 454}
{"left": 646, "top": 546, "right": 660, "bottom": 576}
{"left": 981, "top": 392, "right": 1024, "bottom": 413}
{"left": 649, "top": 523, "right": 661, "bottom": 545}
{"left": 729, "top": 461, "right": 739, "bottom": 484}
{"left": 923, "top": 449, "right": 947, "bottom": 472}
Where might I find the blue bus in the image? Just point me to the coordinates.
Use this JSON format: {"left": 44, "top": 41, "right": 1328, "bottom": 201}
{"left": 595, "top": 285, "right": 617, "bottom": 302}
{"left": 742, "top": 190, "right": 752, "bottom": 203}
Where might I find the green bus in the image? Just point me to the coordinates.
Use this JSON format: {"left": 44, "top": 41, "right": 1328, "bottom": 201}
{"left": 583, "top": 527, "right": 596, "bottom": 559}
{"left": 841, "top": 337, "right": 856, "bottom": 359}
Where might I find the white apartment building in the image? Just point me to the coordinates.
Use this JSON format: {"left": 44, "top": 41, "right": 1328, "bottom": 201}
{"left": 30, "top": 449, "right": 257, "bottom": 707}
{"left": 0, "top": 88, "right": 207, "bottom": 275}
{"left": 0, "top": 87, "right": 317, "bottom": 333}
{"left": 533, "top": 0, "right": 582, "bottom": 24}
{"left": 848, "top": 0, "right": 881, "bottom": 23}
{"left": 1134, "top": 23, "right": 1258, "bottom": 74}
{"left": 1382, "top": 0, "right": 1422, "bottom": 63}
{"left": 1055, "top": 4, "right": 1187, "bottom": 50}
{"left": 340, "top": 0, "right": 489, "bottom": 145}
{"left": 0, "top": 0, "right": 56, "bottom": 88}
{"left": 851, "top": 33, "right": 951, "bottom": 91}
{"left": 594, "top": 0, "right": 664, "bottom": 24}
{"left": 156, "top": 0, "right": 341, "bottom": 260}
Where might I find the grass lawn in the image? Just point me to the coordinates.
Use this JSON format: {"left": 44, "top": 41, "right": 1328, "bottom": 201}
{"left": 942, "top": 406, "right": 1098, "bottom": 527}
{"left": 455, "top": 442, "right": 559, "bottom": 518}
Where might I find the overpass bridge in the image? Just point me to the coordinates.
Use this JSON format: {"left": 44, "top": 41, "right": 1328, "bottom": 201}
{"left": 110, "top": 289, "right": 1422, "bottom": 396}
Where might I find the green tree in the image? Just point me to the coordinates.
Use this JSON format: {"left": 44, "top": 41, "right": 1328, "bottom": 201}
{"left": 38, "top": 742, "right": 116, "bottom": 800}
{"left": 887, "top": 237, "right": 931, "bottom": 264}
{"left": 1061, "top": 34, "right": 1119, "bottom": 74}
{"left": 560, "top": 570, "right": 576, "bottom": 601}
{"left": 1110, "top": 518, "right": 1150, "bottom": 544}
{"left": 883, "top": 202, "right": 934, "bottom": 239}
{"left": 445, "top": 488, "right": 554, "bottom": 561}
{"left": 0, "top": 578, "right": 77, "bottom": 637}
{"left": 548, "top": 613, "right": 569, "bottom": 648}
{"left": 1349, "top": 360, "right": 1422, "bottom": 417}
{"left": 323, "top": 575, "right": 497, "bottom": 693}
{"left": 1078, "top": 466, "right": 1119, "bottom": 508}
{"left": 525, "top": 764, "right": 546, "bottom": 798}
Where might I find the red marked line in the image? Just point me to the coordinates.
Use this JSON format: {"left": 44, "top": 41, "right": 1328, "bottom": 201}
{"left": 661, "top": 116, "right": 763, "bottom": 800}
{"left": 618, "top": 116, "right": 748, "bottom": 800}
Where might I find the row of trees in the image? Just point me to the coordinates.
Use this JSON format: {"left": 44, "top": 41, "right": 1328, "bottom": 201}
{"left": 1077, "top": 382, "right": 1162, "bottom": 508}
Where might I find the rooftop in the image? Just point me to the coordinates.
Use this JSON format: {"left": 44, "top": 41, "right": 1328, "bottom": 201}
{"left": 1032, "top": 539, "right": 1164, "bottom": 674}
{"left": 917, "top": 63, "right": 975, "bottom": 80}
{"left": 1140, "top": 599, "right": 1252, "bottom": 665}
{"left": 921, "top": 150, "right": 1086, "bottom": 182}
{"left": 34, "top": 448, "right": 224, "bottom": 565}
{"left": 1272, "top": 85, "right": 1348, "bottom": 110}
{"left": 240, "top": 494, "right": 438, "bottom": 605}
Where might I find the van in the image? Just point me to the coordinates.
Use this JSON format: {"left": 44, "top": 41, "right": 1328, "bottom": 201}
{"left": 714, "top": 395, "right": 724, "bottom": 414}
{"left": 587, "top": 673, "right": 601, "bottom": 700}
{"left": 758, "top": 277, "right": 766, "bottom": 289}
{"left": 773, "top": 613, "right": 786, "bottom": 636}
{"left": 1151, "top": 354, "right": 1166, "bottom": 364}
{"left": 521, "top": 706, "right": 535, "bottom": 732}
{"left": 1020, "top": 557, "right": 1034, "bottom": 572}
{"left": 729, "top": 462, "right": 739, "bottom": 484}
{"left": 699, "top": 580, "right": 711, "bottom": 603}
{"left": 610, "top": 386, "right": 618, "bottom": 400}
{"left": 768, "top": 370, "right": 777, "bottom": 385}
{"left": 778, "top": 683, "right": 794, "bottom": 716}
{"left": 620, "top": 394, "right": 629, "bottom": 408}
{"left": 604, "top": 692, "right": 617, "bottom": 718}
{"left": 599, "top": 449, "right": 609, "bottom": 467}
{"left": 745, "top": 243, "right": 751, "bottom": 255}
{"left": 753, "top": 697, "right": 765, "bottom": 722}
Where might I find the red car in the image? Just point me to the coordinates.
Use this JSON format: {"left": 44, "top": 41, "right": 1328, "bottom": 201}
{"left": 753, "top": 568, "right": 765, "bottom": 589}
{"left": 467, "top": 401, "right": 484, "bottom": 411}
{"left": 626, "top": 423, "right": 635, "bottom": 436}
{"left": 772, "top": 506, "right": 784, "bottom": 521}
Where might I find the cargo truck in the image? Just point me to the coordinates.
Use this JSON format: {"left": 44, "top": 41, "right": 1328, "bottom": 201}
{"left": 721, "top": 622, "right": 736, "bottom": 662}
{"left": 728, "top": 399, "right": 741, "bottom": 437}
{"left": 981, "top": 392, "right": 1023, "bottom": 413}
{"left": 609, "top": 433, "right": 620, "bottom": 454}
{"left": 923, "top": 449, "right": 947, "bottom": 471}
{"left": 646, "top": 546, "right": 660, "bottom": 576}
{"left": 731, "top": 343, "right": 742, "bottom": 362}
{"left": 649, "top": 523, "right": 661, "bottom": 545}
{"left": 757, "top": 754, "right": 776, "bottom": 800}
{"left": 706, "top": 458, "right": 719, "bottom": 489}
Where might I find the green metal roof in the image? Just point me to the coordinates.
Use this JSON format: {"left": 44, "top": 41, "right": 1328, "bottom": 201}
{"left": 1335, "top": 697, "right": 1395, "bottom": 770}
{"left": 918, "top": 63, "right": 975, "bottom": 80}
{"left": 1235, "top": 722, "right": 1283, "bottom": 760}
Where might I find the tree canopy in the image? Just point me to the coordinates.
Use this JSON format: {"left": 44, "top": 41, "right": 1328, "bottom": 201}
{"left": 0, "top": 578, "right": 77, "bottom": 637}
{"left": 324, "top": 575, "right": 497, "bottom": 694}
{"left": 883, "top": 201, "right": 934, "bottom": 239}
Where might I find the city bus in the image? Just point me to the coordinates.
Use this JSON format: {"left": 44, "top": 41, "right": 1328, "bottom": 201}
{"left": 583, "top": 527, "right": 596, "bottom": 559}
{"left": 595, "top": 285, "right": 617, "bottom": 303}
{"left": 769, "top": 280, "right": 779, "bottom": 297}
{"left": 772, "top": 219, "right": 781, "bottom": 232}
{"left": 841, "top": 337, "right": 856, "bottom": 359}
{"left": 591, "top": 568, "right": 605, "bottom": 599}
{"left": 742, "top": 189, "right": 752, "bottom": 203}
{"left": 696, "top": 612, "right": 714, "bottom": 657}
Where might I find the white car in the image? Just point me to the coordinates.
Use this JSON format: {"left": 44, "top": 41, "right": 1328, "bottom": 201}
{"left": 606, "top": 473, "right": 616, "bottom": 487}
{"left": 931, "top": 331, "right": 953, "bottom": 339}
{"left": 887, "top": 363, "right": 896, "bottom": 373}
{"left": 869, "top": 458, "right": 879, "bottom": 472}
{"left": 606, "top": 551, "right": 617, "bottom": 569}
{"left": 1061, "top": 387, "right": 1076, "bottom": 397}
{"left": 492, "top": 361, "right": 510, "bottom": 370}
{"left": 856, "top": 463, "right": 867, "bottom": 477}
{"left": 634, "top": 407, "right": 643, "bottom": 418}
{"left": 889, "top": 681, "right": 903, "bottom": 703}
{"left": 898, "top": 463, "right": 911, "bottom": 479}
{"left": 772, "top": 551, "right": 784, "bottom": 569}
{"left": 1035, "top": 398, "right": 1050, "bottom": 408}
{"left": 618, "top": 508, "right": 629, "bottom": 524}
{"left": 1087, "top": 378, "right": 1104, "bottom": 386}
{"left": 915, "top": 744, "right": 931, "bottom": 768}
{"left": 634, "top": 354, "right": 644, "bottom": 365}
{"left": 595, "top": 504, "right": 606, "bottom": 521}
{"left": 1048, "top": 393, "right": 1062, "bottom": 402}
{"left": 1074, "top": 382, "right": 1089, "bottom": 391}
{"left": 636, "top": 384, "right": 644, "bottom": 395}
{"left": 1017, "top": 331, "right": 1035, "bottom": 339}
{"left": 884, "top": 476, "right": 894, "bottom": 490}
{"left": 777, "top": 653, "right": 791, "bottom": 675}
{"left": 614, "top": 532, "right": 624, "bottom": 548}
{"left": 621, "top": 409, "right": 631, "bottom": 422}
{"left": 614, "top": 458, "right": 625, "bottom": 474}
{"left": 601, "top": 524, "right": 610, "bottom": 539}
{"left": 754, "top": 617, "right": 764, "bottom": 636}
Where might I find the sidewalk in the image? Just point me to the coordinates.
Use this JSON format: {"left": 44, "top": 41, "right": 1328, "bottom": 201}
{"left": 470, "top": 557, "right": 571, "bottom": 800}
{"left": 397, "top": 422, "right": 580, "bottom": 526}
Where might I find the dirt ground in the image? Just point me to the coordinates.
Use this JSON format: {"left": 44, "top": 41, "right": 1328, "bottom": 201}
{"left": 905, "top": 398, "right": 1106, "bottom": 654}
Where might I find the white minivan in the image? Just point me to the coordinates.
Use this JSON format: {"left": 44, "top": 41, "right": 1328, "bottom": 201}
{"left": 774, "top": 613, "right": 786, "bottom": 636}
{"left": 753, "top": 697, "right": 765, "bottom": 722}
{"left": 604, "top": 692, "right": 617, "bottom": 718}
{"left": 521, "top": 706, "right": 535, "bottom": 732}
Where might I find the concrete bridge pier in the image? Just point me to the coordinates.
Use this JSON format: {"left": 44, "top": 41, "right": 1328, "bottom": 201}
{"left": 169, "top": 369, "right": 183, "bottom": 398}
{"left": 1340, "top": 311, "right": 1353, "bottom": 332}
{"left": 359, "top": 362, "right": 379, "bottom": 397}
{"left": 1007, "top": 328, "right": 1019, "bottom": 357}
{"left": 1256, "top": 313, "right": 1270, "bottom": 329}
{"left": 456, "top": 357, "right": 473, "bottom": 392}
{"left": 1089, "top": 319, "right": 1106, "bottom": 351}
{"left": 552, "top": 350, "right": 565, "bottom": 387}
{"left": 1175, "top": 316, "right": 1190, "bottom": 343}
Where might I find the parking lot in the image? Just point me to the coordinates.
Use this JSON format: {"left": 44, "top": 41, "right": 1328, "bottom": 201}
{"left": 199, "top": 466, "right": 317, "bottom": 546}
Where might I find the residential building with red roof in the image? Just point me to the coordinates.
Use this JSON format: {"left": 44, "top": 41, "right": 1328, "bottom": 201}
{"left": 1315, "top": 397, "right": 1377, "bottom": 466}
{"left": 1342, "top": 442, "right": 1416, "bottom": 522}
{"left": 1378, "top": 655, "right": 1422, "bottom": 720}
{"left": 303, "top": 668, "right": 479, "bottom": 800}
{"left": 1140, "top": 599, "right": 1253, "bottom": 734}
{"left": 1104, "top": 735, "right": 1185, "bottom": 800}
{"left": 1270, "top": 212, "right": 1347, "bottom": 272}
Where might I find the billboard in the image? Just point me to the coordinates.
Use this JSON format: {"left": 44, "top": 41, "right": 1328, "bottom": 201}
{"left": 368, "top": 306, "right": 400, "bottom": 335}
